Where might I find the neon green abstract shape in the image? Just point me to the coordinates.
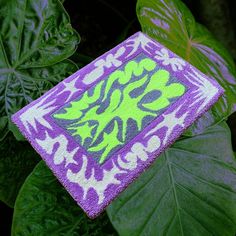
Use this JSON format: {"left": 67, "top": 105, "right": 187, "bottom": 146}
{"left": 72, "top": 122, "right": 96, "bottom": 145}
{"left": 53, "top": 80, "right": 104, "bottom": 120}
{"left": 89, "top": 121, "right": 122, "bottom": 164}
{"left": 142, "top": 69, "right": 186, "bottom": 110}
{"left": 103, "top": 58, "right": 157, "bottom": 101}
{"left": 53, "top": 57, "right": 186, "bottom": 164}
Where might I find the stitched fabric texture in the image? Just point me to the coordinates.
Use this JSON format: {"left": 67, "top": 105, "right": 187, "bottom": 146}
{"left": 53, "top": 54, "right": 186, "bottom": 164}
{"left": 11, "top": 32, "right": 224, "bottom": 218}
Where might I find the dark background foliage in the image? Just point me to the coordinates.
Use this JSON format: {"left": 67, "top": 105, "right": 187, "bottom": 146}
{"left": 1, "top": 0, "right": 236, "bottom": 235}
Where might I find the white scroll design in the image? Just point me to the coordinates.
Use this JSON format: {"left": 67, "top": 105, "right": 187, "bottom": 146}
{"left": 67, "top": 155, "right": 125, "bottom": 204}
{"left": 35, "top": 131, "right": 79, "bottom": 167}
{"left": 83, "top": 46, "right": 126, "bottom": 85}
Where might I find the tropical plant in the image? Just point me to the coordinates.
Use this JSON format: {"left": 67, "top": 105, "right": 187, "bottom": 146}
{"left": 0, "top": 0, "right": 235, "bottom": 235}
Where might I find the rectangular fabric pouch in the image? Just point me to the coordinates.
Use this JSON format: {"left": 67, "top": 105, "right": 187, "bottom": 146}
{"left": 12, "top": 32, "right": 224, "bottom": 218}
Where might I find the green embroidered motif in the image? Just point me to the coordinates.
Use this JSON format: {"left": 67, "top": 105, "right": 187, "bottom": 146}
{"left": 53, "top": 55, "right": 186, "bottom": 164}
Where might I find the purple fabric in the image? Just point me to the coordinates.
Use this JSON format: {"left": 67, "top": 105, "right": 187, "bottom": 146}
{"left": 11, "top": 32, "right": 224, "bottom": 218}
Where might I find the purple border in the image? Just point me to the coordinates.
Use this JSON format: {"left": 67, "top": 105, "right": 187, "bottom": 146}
{"left": 11, "top": 32, "right": 224, "bottom": 218}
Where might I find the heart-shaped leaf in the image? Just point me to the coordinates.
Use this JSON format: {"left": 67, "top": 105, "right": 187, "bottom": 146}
{"left": 136, "top": 0, "right": 236, "bottom": 135}
{"left": 107, "top": 122, "right": 236, "bottom": 236}
{"left": 0, "top": 134, "right": 39, "bottom": 207}
{"left": 0, "top": 0, "right": 80, "bottom": 139}
{"left": 12, "top": 161, "right": 117, "bottom": 236}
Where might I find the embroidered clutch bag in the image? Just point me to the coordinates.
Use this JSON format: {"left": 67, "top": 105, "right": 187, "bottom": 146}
{"left": 12, "top": 32, "right": 224, "bottom": 218}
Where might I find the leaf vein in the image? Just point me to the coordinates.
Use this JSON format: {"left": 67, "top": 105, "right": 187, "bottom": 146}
{"left": 170, "top": 160, "right": 236, "bottom": 195}
{"left": 165, "top": 151, "right": 184, "bottom": 236}
{"left": 137, "top": 187, "right": 172, "bottom": 236}
{"left": 175, "top": 182, "right": 235, "bottom": 224}
{"left": 15, "top": 0, "right": 28, "bottom": 64}
{"left": 0, "top": 35, "right": 10, "bottom": 67}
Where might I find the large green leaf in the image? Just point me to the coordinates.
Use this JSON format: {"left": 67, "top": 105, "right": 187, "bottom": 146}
{"left": 137, "top": 0, "right": 236, "bottom": 135}
{"left": 107, "top": 122, "right": 236, "bottom": 236}
{"left": 12, "top": 161, "right": 117, "bottom": 236}
{"left": 0, "top": 134, "right": 39, "bottom": 207}
{"left": 0, "top": 0, "right": 80, "bottom": 139}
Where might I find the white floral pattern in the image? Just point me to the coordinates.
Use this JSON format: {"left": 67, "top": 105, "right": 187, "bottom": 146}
{"left": 155, "top": 48, "right": 186, "bottom": 71}
{"left": 126, "top": 32, "right": 156, "bottom": 57}
{"left": 145, "top": 105, "right": 188, "bottom": 144}
{"left": 184, "top": 70, "right": 219, "bottom": 113}
{"left": 19, "top": 93, "right": 57, "bottom": 134}
{"left": 82, "top": 46, "right": 126, "bottom": 85}
{"left": 67, "top": 155, "right": 125, "bottom": 204}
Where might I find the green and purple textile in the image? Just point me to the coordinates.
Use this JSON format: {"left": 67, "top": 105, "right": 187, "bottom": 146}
{"left": 12, "top": 32, "right": 224, "bottom": 218}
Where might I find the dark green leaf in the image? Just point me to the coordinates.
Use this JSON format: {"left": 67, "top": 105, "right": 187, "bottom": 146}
{"left": 107, "top": 122, "right": 236, "bottom": 236}
{"left": 0, "top": 0, "right": 80, "bottom": 139}
{"left": 12, "top": 161, "right": 117, "bottom": 236}
{"left": 136, "top": 0, "right": 236, "bottom": 135}
{"left": 197, "top": 0, "right": 236, "bottom": 60}
{"left": 0, "top": 116, "right": 8, "bottom": 141}
{"left": 0, "top": 134, "right": 39, "bottom": 207}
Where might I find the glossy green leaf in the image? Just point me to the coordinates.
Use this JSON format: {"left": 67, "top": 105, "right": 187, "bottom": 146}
{"left": 12, "top": 161, "right": 117, "bottom": 236}
{"left": 137, "top": 0, "right": 236, "bottom": 135}
{"left": 107, "top": 122, "right": 236, "bottom": 236}
{"left": 0, "top": 0, "right": 80, "bottom": 139}
{"left": 0, "top": 134, "right": 39, "bottom": 207}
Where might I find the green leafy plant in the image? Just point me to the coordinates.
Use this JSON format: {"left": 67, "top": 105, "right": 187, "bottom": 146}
{"left": 0, "top": 0, "right": 79, "bottom": 209}
{"left": 12, "top": 161, "right": 116, "bottom": 236}
{"left": 0, "top": 0, "right": 236, "bottom": 235}
{"left": 107, "top": 122, "right": 236, "bottom": 235}
{"left": 0, "top": 0, "right": 79, "bottom": 141}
